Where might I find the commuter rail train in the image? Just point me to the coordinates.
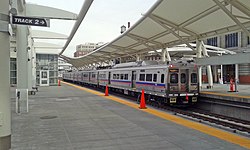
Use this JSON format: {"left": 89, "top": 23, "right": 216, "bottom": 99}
{"left": 63, "top": 60, "right": 199, "bottom": 106}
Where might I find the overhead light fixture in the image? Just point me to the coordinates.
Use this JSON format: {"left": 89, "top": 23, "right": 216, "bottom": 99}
{"left": 120, "top": 25, "right": 126, "bottom": 34}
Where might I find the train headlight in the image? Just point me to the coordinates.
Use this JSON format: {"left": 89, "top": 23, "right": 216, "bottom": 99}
{"left": 170, "top": 97, "right": 177, "bottom": 103}
{"left": 192, "top": 97, "right": 197, "bottom": 102}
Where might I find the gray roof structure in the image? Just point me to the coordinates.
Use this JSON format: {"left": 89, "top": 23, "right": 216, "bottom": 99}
{"left": 62, "top": 0, "right": 250, "bottom": 68}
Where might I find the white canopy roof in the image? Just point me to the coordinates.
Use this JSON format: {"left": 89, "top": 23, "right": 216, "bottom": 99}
{"left": 65, "top": 0, "right": 250, "bottom": 68}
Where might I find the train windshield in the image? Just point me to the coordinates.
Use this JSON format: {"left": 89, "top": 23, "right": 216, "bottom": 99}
{"left": 191, "top": 73, "right": 197, "bottom": 83}
{"left": 170, "top": 73, "right": 178, "bottom": 83}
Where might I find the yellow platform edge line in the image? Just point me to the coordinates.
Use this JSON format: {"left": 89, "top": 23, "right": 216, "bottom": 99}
{"left": 200, "top": 91, "right": 250, "bottom": 99}
{"left": 62, "top": 81, "right": 250, "bottom": 149}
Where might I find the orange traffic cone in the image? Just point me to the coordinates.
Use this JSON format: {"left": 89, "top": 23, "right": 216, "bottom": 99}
{"left": 139, "top": 89, "right": 147, "bottom": 109}
{"left": 58, "top": 80, "right": 61, "bottom": 86}
{"left": 105, "top": 84, "right": 109, "bottom": 96}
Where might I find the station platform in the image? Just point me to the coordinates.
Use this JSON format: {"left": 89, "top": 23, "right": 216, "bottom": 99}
{"left": 200, "top": 83, "right": 250, "bottom": 103}
{"left": 11, "top": 82, "right": 250, "bottom": 150}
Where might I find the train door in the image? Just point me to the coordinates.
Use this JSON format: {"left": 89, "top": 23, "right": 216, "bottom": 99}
{"left": 168, "top": 69, "right": 179, "bottom": 92}
{"left": 189, "top": 71, "right": 198, "bottom": 92}
{"left": 131, "top": 71, "right": 136, "bottom": 88}
{"left": 88, "top": 72, "right": 91, "bottom": 83}
{"left": 180, "top": 69, "right": 189, "bottom": 93}
{"left": 108, "top": 72, "right": 111, "bottom": 84}
{"left": 97, "top": 72, "right": 99, "bottom": 86}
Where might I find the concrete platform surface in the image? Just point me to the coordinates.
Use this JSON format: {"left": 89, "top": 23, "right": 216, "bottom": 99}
{"left": 200, "top": 84, "right": 250, "bottom": 102}
{"left": 11, "top": 83, "right": 249, "bottom": 150}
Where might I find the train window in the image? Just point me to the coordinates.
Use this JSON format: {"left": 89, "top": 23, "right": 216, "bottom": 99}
{"left": 116, "top": 74, "right": 120, "bottom": 79}
{"left": 99, "top": 74, "right": 106, "bottom": 79}
{"left": 146, "top": 74, "right": 152, "bottom": 81}
{"left": 181, "top": 73, "right": 186, "bottom": 83}
{"left": 125, "top": 74, "right": 128, "bottom": 80}
{"left": 170, "top": 73, "right": 178, "bottom": 83}
{"left": 139, "top": 74, "right": 145, "bottom": 81}
{"left": 113, "top": 74, "right": 116, "bottom": 79}
{"left": 153, "top": 74, "right": 157, "bottom": 82}
{"left": 121, "top": 74, "right": 124, "bottom": 80}
{"left": 161, "top": 74, "right": 164, "bottom": 83}
{"left": 92, "top": 74, "right": 96, "bottom": 78}
{"left": 191, "top": 73, "right": 197, "bottom": 83}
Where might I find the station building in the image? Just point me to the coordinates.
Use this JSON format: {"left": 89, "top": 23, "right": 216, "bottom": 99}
{"left": 74, "top": 42, "right": 104, "bottom": 57}
{"left": 35, "top": 52, "right": 59, "bottom": 86}
{"left": 202, "top": 31, "right": 250, "bottom": 84}
{"left": 10, "top": 49, "right": 59, "bottom": 86}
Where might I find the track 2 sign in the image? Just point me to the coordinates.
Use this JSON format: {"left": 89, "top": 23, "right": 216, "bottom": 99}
{"left": 12, "top": 16, "right": 49, "bottom": 27}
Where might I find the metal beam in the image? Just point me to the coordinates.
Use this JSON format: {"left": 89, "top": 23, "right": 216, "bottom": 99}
{"left": 225, "top": 0, "right": 250, "bottom": 17}
{"left": 59, "top": 0, "right": 93, "bottom": 55}
{"left": 149, "top": 14, "right": 197, "bottom": 36}
{"left": 213, "top": 0, "right": 250, "bottom": 37}
{"left": 127, "top": 33, "right": 162, "bottom": 45}
{"left": 150, "top": 15, "right": 196, "bottom": 51}
{"left": 126, "top": 33, "right": 159, "bottom": 53}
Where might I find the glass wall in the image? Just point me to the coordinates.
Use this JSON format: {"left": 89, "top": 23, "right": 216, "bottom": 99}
{"left": 36, "top": 54, "right": 58, "bottom": 86}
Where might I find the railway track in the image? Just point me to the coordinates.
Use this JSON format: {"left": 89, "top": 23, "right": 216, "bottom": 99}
{"left": 173, "top": 108, "right": 250, "bottom": 134}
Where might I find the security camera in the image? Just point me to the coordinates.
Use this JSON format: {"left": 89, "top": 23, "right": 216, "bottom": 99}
{"left": 27, "top": 47, "right": 31, "bottom": 50}
{"left": 9, "top": 8, "right": 17, "bottom": 16}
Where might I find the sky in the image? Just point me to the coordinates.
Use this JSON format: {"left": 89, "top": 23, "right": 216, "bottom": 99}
{"left": 26, "top": 0, "right": 157, "bottom": 57}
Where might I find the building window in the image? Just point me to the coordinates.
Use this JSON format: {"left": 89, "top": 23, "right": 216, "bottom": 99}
{"left": 225, "top": 32, "right": 238, "bottom": 48}
{"left": 207, "top": 37, "right": 218, "bottom": 46}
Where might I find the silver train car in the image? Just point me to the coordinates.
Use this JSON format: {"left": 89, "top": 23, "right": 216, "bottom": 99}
{"left": 63, "top": 60, "right": 199, "bottom": 106}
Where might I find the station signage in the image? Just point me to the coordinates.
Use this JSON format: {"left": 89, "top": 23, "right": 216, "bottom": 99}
{"left": 12, "top": 15, "right": 49, "bottom": 27}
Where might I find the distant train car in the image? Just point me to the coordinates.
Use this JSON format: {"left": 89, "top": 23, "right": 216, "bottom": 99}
{"left": 63, "top": 60, "right": 198, "bottom": 106}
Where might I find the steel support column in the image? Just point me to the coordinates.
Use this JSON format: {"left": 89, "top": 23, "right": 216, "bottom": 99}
{"left": 196, "top": 40, "right": 203, "bottom": 89}
{"left": 202, "top": 41, "right": 213, "bottom": 88}
{"left": 31, "top": 39, "right": 36, "bottom": 88}
{"left": 220, "top": 65, "right": 223, "bottom": 84}
{"left": 136, "top": 54, "right": 141, "bottom": 61}
{"left": 27, "top": 36, "right": 32, "bottom": 93}
{"left": 166, "top": 48, "right": 171, "bottom": 62}
{"left": 16, "top": 25, "right": 29, "bottom": 113}
{"left": 161, "top": 48, "right": 166, "bottom": 62}
{"left": 0, "top": 0, "right": 11, "bottom": 149}
{"left": 235, "top": 64, "right": 239, "bottom": 83}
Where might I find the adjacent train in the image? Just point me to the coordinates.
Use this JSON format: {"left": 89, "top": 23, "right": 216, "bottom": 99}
{"left": 63, "top": 60, "right": 199, "bottom": 106}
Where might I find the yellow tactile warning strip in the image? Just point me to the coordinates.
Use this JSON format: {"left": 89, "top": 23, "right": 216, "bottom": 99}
{"left": 200, "top": 91, "right": 250, "bottom": 99}
{"left": 62, "top": 81, "right": 250, "bottom": 149}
